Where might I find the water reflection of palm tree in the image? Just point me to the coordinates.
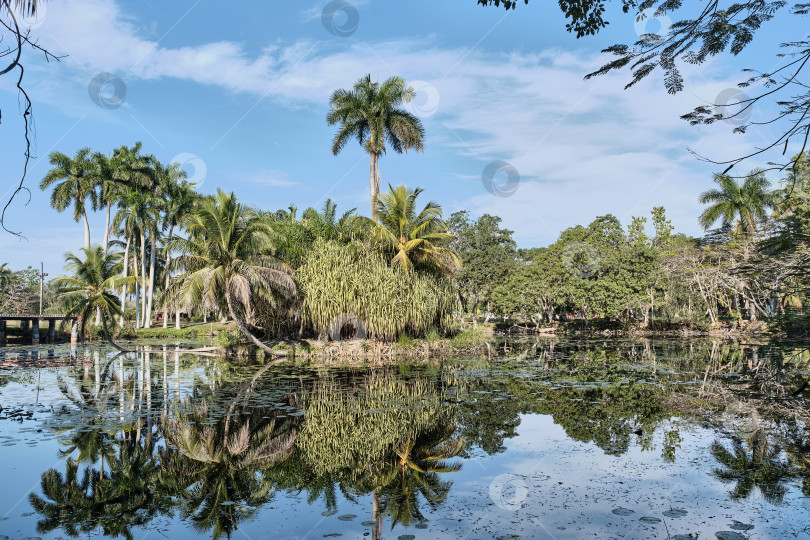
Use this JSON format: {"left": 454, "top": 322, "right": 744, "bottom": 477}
{"left": 374, "top": 425, "right": 464, "bottom": 533}
{"left": 711, "top": 429, "right": 793, "bottom": 504}
{"left": 159, "top": 387, "right": 297, "bottom": 539}
{"left": 30, "top": 444, "right": 164, "bottom": 540}
{"left": 56, "top": 358, "right": 119, "bottom": 479}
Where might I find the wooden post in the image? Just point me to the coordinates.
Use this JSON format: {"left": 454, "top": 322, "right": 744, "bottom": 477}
{"left": 32, "top": 319, "right": 40, "bottom": 345}
{"left": 70, "top": 319, "right": 79, "bottom": 344}
{"left": 0, "top": 320, "right": 5, "bottom": 346}
{"left": 21, "top": 319, "right": 29, "bottom": 331}
{"left": 48, "top": 320, "right": 56, "bottom": 344}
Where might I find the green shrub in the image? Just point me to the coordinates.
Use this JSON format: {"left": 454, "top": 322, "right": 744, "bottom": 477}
{"left": 296, "top": 239, "right": 458, "bottom": 341}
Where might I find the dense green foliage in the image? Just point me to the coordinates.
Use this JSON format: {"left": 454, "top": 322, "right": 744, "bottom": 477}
{"left": 297, "top": 239, "right": 457, "bottom": 341}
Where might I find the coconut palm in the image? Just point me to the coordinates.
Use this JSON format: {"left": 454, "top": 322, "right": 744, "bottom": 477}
{"left": 710, "top": 429, "right": 793, "bottom": 504}
{"left": 165, "top": 190, "right": 296, "bottom": 356}
{"left": 54, "top": 246, "right": 132, "bottom": 351}
{"left": 699, "top": 171, "right": 776, "bottom": 237}
{"left": 40, "top": 148, "right": 99, "bottom": 249}
{"left": 365, "top": 184, "right": 460, "bottom": 276}
{"left": 327, "top": 74, "right": 425, "bottom": 220}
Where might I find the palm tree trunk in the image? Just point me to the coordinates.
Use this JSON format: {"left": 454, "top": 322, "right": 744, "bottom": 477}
{"left": 175, "top": 309, "right": 181, "bottom": 330}
{"left": 101, "top": 311, "right": 128, "bottom": 352}
{"left": 372, "top": 488, "right": 382, "bottom": 540}
{"left": 140, "top": 231, "right": 147, "bottom": 328}
{"left": 145, "top": 228, "right": 156, "bottom": 328}
{"left": 134, "top": 241, "right": 141, "bottom": 329}
{"left": 163, "top": 224, "right": 174, "bottom": 329}
{"left": 225, "top": 293, "right": 288, "bottom": 358}
{"left": 103, "top": 201, "right": 111, "bottom": 254}
{"left": 370, "top": 152, "right": 380, "bottom": 221}
{"left": 82, "top": 209, "right": 91, "bottom": 250}
{"left": 120, "top": 235, "right": 131, "bottom": 326}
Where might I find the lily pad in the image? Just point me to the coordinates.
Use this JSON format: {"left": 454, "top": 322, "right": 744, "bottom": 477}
{"left": 337, "top": 514, "right": 357, "bottom": 521}
{"left": 729, "top": 521, "right": 754, "bottom": 531}
{"left": 321, "top": 509, "right": 337, "bottom": 517}
{"left": 415, "top": 523, "right": 428, "bottom": 529}
{"left": 612, "top": 507, "right": 635, "bottom": 516}
{"left": 662, "top": 508, "right": 688, "bottom": 518}
{"left": 639, "top": 516, "right": 662, "bottom": 524}
{"left": 715, "top": 532, "right": 747, "bottom": 540}
{"left": 672, "top": 536, "right": 695, "bottom": 540}
{"left": 397, "top": 536, "right": 415, "bottom": 540}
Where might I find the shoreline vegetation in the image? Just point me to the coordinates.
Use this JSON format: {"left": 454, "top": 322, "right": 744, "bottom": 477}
{"left": 0, "top": 316, "right": 788, "bottom": 361}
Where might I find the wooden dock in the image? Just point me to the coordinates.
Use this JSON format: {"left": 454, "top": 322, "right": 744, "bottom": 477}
{"left": 0, "top": 314, "right": 78, "bottom": 346}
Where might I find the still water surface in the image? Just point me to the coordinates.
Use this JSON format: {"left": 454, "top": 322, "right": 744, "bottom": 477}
{"left": 1, "top": 339, "right": 809, "bottom": 539}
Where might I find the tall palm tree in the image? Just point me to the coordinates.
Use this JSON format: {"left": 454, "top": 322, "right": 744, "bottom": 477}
{"left": 40, "top": 148, "right": 99, "bottom": 249}
{"left": 165, "top": 190, "right": 296, "bottom": 356}
{"left": 157, "top": 165, "right": 195, "bottom": 329}
{"left": 699, "top": 170, "right": 776, "bottom": 237}
{"left": 710, "top": 429, "right": 793, "bottom": 504}
{"left": 327, "top": 74, "right": 425, "bottom": 220}
{"left": 365, "top": 184, "right": 460, "bottom": 276}
{"left": 54, "top": 246, "right": 132, "bottom": 351}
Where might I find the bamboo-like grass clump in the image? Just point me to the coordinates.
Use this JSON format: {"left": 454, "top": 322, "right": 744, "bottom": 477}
{"left": 297, "top": 239, "right": 457, "bottom": 341}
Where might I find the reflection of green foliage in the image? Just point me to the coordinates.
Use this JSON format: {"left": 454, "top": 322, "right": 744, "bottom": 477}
{"left": 377, "top": 424, "right": 464, "bottom": 528}
{"left": 159, "top": 383, "right": 297, "bottom": 539}
{"left": 297, "top": 370, "right": 457, "bottom": 483}
{"left": 711, "top": 429, "right": 794, "bottom": 504}
{"left": 663, "top": 429, "right": 683, "bottom": 462}
{"left": 29, "top": 457, "right": 162, "bottom": 540}
{"left": 542, "top": 382, "right": 668, "bottom": 455}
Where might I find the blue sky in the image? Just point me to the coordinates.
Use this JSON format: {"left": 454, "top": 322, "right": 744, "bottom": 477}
{"left": 0, "top": 0, "right": 803, "bottom": 272}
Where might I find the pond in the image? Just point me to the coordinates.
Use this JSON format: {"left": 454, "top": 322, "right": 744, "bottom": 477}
{"left": 1, "top": 338, "right": 809, "bottom": 539}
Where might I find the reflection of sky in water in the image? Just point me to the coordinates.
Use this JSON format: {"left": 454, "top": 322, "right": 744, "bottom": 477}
{"left": 0, "top": 341, "right": 808, "bottom": 539}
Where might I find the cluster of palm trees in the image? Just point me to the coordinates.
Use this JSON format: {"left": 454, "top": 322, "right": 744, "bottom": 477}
{"left": 41, "top": 143, "right": 198, "bottom": 333}
{"left": 41, "top": 161, "right": 460, "bottom": 348}
{"left": 37, "top": 74, "right": 461, "bottom": 347}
